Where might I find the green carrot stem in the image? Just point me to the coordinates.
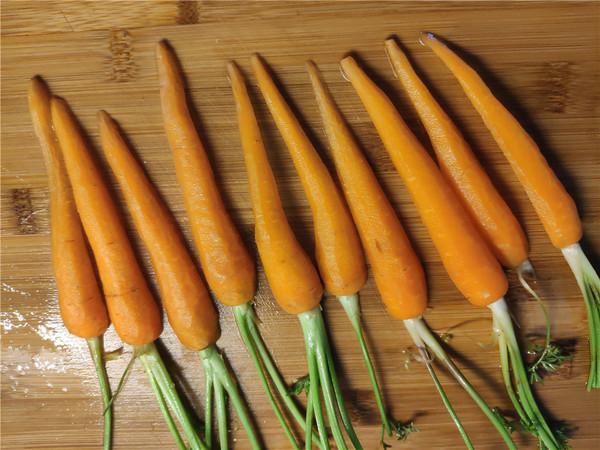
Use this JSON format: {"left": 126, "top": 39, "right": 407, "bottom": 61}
{"left": 138, "top": 342, "right": 206, "bottom": 450}
{"left": 299, "top": 306, "right": 359, "bottom": 450}
{"left": 233, "top": 303, "right": 304, "bottom": 449}
{"left": 307, "top": 344, "right": 330, "bottom": 450}
{"left": 489, "top": 298, "right": 560, "bottom": 449}
{"left": 304, "top": 377, "right": 315, "bottom": 450}
{"left": 201, "top": 354, "right": 214, "bottom": 448}
{"left": 198, "top": 345, "right": 261, "bottom": 449}
{"left": 562, "top": 243, "right": 600, "bottom": 390}
{"left": 498, "top": 333, "right": 526, "bottom": 421}
{"left": 404, "top": 317, "right": 517, "bottom": 450}
{"left": 337, "top": 293, "right": 391, "bottom": 436}
{"left": 87, "top": 336, "right": 112, "bottom": 450}
{"left": 214, "top": 377, "right": 228, "bottom": 450}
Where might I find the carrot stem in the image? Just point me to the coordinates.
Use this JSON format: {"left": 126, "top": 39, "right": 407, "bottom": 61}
{"left": 299, "top": 306, "right": 357, "bottom": 450}
{"left": 404, "top": 317, "right": 517, "bottom": 449}
{"left": 198, "top": 345, "right": 261, "bottom": 449}
{"left": 138, "top": 342, "right": 206, "bottom": 450}
{"left": 490, "top": 298, "right": 562, "bottom": 449}
{"left": 214, "top": 377, "right": 227, "bottom": 450}
{"left": 234, "top": 303, "right": 314, "bottom": 449}
{"left": 561, "top": 243, "right": 600, "bottom": 390}
{"left": 307, "top": 344, "right": 330, "bottom": 450}
{"left": 87, "top": 337, "right": 112, "bottom": 450}
{"left": 202, "top": 357, "right": 214, "bottom": 448}
{"left": 337, "top": 293, "right": 391, "bottom": 436}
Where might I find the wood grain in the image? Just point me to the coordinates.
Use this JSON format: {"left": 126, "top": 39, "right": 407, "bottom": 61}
{"left": 1, "top": 1, "right": 599, "bottom": 449}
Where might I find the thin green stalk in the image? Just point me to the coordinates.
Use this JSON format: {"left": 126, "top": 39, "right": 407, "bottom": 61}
{"left": 198, "top": 345, "right": 261, "bottom": 449}
{"left": 87, "top": 336, "right": 112, "bottom": 450}
{"left": 404, "top": 317, "right": 517, "bottom": 450}
{"left": 338, "top": 293, "right": 391, "bottom": 436}
{"left": 489, "top": 298, "right": 561, "bottom": 449}
{"left": 201, "top": 355, "right": 213, "bottom": 448}
{"left": 233, "top": 303, "right": 303, "bottom": 449}
{"left": 497, "top": 332, "right": 526, "bottom": 421}
{"left": 138, "top": 342, "right": 206, "bottom": 450}
{"left": 299, "top": 306, "right": 359, "bottom": 450}
{"left": 423, "top": 353, "right": 473, "bottom": 450}
{"left": 304, "top": 377, "right": 315, "bottom": 450}
{"left": 139, "top": 348, "right": 187, "bottom": 450}
{"left": 562, "top": 243, "right": 600, "bottom": 390}
{"left": 214, "top": 377, "right": 228, "bottom": 450}
{"left": 307, "top": 345, "right": 330, "bottom": 450}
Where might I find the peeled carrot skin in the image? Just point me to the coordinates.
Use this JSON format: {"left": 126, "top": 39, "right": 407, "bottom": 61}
{"left": 421, "top": 33, "right": 582, "bottom": 250}
{"left": 341, "top": 57, "right": 508, "bottom": 307}
{"left": 98, "top": 111, "right": 220, "bottom": 351}
{"left": 156, "top": 42, "right": 256, "bottom": 307}
{"left": 385, "top": 40, "right": 529, "bottom": 269}
{"left": 29, "top": 78, "right": 109, "bottom": 339}
{"left": 307, "top": 61, "right": 428, "bottom": 320}
{"left": 251, "top": 54, "right": 367, "bottom": 297}
{"left": 51, "top": 97, "right": 162, "bottom": 347}
{"left": 229, "top": 62, "right": 323, "bottom": 315}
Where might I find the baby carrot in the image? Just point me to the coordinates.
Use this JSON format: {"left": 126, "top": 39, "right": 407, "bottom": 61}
{"left": 229, "top": 60, "right": 357, "bottom": 450}
{"left": 341, "top": 56, "right": 564, "bottom": 449}
{"left": 384, "top": 39, "right": 567, "bottom": 387}
{"left": 28, "top": 77, "right": 112, "bottom": 450}
{"left": 307, "top": 61, "right": 516, "bottom": 449}
{"left": 157, "top": 41, "right": 318, "bottom": 449}
{"left": 156, "top": 41, "right": 255, "bottom": 307}
{"left": 421, "top": 32, "right": 599, "bottom": 391}
{"left": 51, "top": 97, "right": 204, "bottom": 450}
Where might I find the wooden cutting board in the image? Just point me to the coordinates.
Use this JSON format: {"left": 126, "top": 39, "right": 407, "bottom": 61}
{"left": 2, "top": 1, "right": 599, "bottom": 448}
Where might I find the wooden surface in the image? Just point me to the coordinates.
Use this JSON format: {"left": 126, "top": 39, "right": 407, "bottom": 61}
{"left": 2, "top": 1, "right": 599, "bottom": 448}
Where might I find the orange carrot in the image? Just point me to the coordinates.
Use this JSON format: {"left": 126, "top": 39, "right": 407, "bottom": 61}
{"left": 51, "top": 97, "right": 162, "bottom": 347}
{"left": 156, "top": 41, "right": 255, "bottom": 307}
{"left": 98, "top": 111, "right": 220, "bottom": 351}
{"left": 420, "top": 33, "right": 581, "bottom": 250}
{"left": 420, "top": 32, "right": 599, "bottom": 391}
{"left": 29, "top": 78, "right": 108, "bottom": 339}
{"left": 98, "top": 110, "right": 260, "bottom": 448}
{"left": 250, "top": 54, "right": 366, "bottom": 297}
{"left": 306, "top": 61, "right": 427, "bottom": 320}
{"left": 229, "top": 61, "right": 358, "bottom": 449}
{"left": 29, "top": 77, "right": 112, "bottom": 450}
{"left": 340, "top": 56, "right": 507, "bottom": 307}
{"left": 52, "top": 96, "right": 205, "bottom": 450}
{"left": 384, "top": 39, "right": 528, "bottom": 269}
{"left": 307, "top": 61, "right": 516, "bottom": 449}
{"left": 341, "top": 55, "right": 564, "bottom": 449}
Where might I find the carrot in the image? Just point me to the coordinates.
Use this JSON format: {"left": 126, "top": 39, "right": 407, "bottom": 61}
{"left": 384, "top": 39, "right": 570, "bottom": 389}
{"left": 98, "top": 110, "right": 262, "bottom": 449}
{"left": 307, "top": 61, "right": 517, "bottom": 449}
{"left": 28, "top": 77, "right": 112, "bottom": 450}
{"left": 51, "top": 96, "right": 205, "bottom": 450}
{"left": 229, "top": 60, "right": 357, "bottom": 450}
{"left": 420, "top": 32, "right": 599, "bottom": 391}
{"left": 341, "top": 56, "right": 565, "bottom": 449}
{"left": 156, "top": 41, "right": 255, "bottom": 307}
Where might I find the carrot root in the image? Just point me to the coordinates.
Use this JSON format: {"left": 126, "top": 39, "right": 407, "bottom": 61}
{"left": 87, "top": 337, "right": 112, "bottom": 450}
{"left": 561, "top": 243, "right": 600, "bottom": 390}
{"left": 489, "top": 298, "right": 565, "bottom": 448}
{"left": 138, "top": 343, "right": 207, "bottom": 450}
{"left": 198, "top": 345, "right": 261, "bottom": 449}
{"left": 233, "top": 303, "right": 322, "bottom": 449}
{"left": 298, "top": 306, "right": 359, "bottom": 450}
{"left": 404, "top": 317, "right": 517, "bottom": 449}
{"left": 337, "top": 293, "right": 393, "bottom": 436}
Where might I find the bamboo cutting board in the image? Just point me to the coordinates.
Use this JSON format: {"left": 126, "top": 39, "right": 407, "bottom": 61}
{"left": 1, "top": 1, "right": 599, "bottom": 449}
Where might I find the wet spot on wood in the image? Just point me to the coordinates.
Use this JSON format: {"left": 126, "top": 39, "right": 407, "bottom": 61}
{"left": 12, "top": 189, "right": 37, "bottom": 235}
{"left": 539, "top": 62, "right": 572, "bottom": 113}
{"left": 345, "top": 388, "right": 379, "bottom": 425}
{"left": 177, "top": 1, "right": 199, "bottom": 25}
{"left": 107, "top": 29, "right": 135, "bottom": 82}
